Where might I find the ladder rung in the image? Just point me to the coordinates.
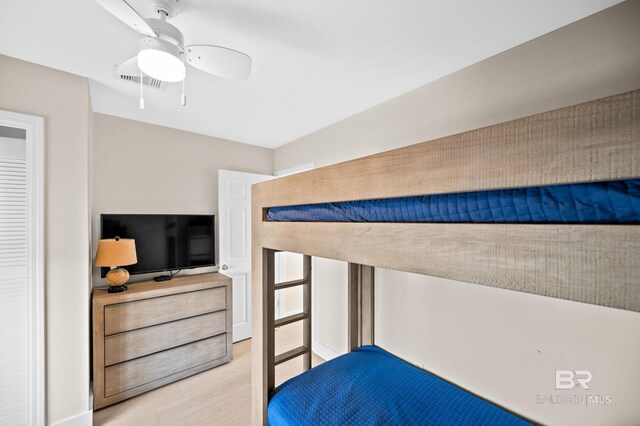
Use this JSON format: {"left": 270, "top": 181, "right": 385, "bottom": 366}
{"left": 275, "top": 345, "right": 310, "bottom": 366}
{"left": 274, "top": 312, "right": 309, "bottom": 328}
{"left": 274, "top": 278, "right": 309, "bottom": 291}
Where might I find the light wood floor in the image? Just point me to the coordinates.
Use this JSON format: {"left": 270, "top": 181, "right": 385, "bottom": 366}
{"left": 93, "top": 322, "right": 323, "bottom": 426}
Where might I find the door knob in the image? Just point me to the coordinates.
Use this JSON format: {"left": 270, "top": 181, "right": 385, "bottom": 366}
{"left": 221, "top": 264, "right": 228, "bottom": 271}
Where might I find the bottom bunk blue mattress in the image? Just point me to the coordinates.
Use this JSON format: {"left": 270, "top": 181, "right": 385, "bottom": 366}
{"left": 268, "top": 346, "right": 529, "bottom": 426}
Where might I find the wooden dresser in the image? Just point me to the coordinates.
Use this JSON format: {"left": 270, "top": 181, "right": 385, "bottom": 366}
{"left": 92, "top": 273, "right": 232, "bottom": 409}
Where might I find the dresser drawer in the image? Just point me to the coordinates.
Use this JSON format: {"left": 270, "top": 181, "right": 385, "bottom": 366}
{"left": 104, "top": 287, "right": 226, "bottom": 335}
{"left": 104, "top": 334, "right": 227, "bottom": 397}
{"left": 104, "top": 310, "right": 226, "bottom": 366}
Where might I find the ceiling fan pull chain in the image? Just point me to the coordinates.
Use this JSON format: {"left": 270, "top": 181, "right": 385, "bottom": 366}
{"left": 139, "top": 69, "right": 145, "bottom": 110}
{"left": 181, "top": 59, "right": 187, "bottom": 107}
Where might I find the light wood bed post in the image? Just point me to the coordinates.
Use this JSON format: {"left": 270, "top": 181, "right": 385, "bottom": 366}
{"left": 252, "top": 172, "right": 270, "bottom": 426}
{"left": 302, "top": 255, "right": 312, "bottom": 370}
{"left": 348, "top": 264, "right": 375, "bottom": 351}
{"left": 264, "top": 249, "right": 276, "bottom": 398}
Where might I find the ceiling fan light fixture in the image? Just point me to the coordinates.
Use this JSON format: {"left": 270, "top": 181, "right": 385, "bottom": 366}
{"left": 137, "top": 37, "right": 185, "bottom": 83}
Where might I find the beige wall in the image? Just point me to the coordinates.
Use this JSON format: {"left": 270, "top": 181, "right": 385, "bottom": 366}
{"left": 0, "top": 55, "right": 92, "bottom": 424}
{"left": 273, "top": 2, "right": 640, "bottom": 425}
{"left": 91, "top": 113, "right": 273, "bottom": 285}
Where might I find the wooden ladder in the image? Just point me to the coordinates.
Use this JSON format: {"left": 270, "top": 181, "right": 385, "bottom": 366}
{"left": 264, "top": 250, "right": 312, "bottom": 396}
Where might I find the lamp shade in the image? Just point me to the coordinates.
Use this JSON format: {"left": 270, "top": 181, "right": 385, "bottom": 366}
{"left": 95, "top": 238, "right": 137, "bottom": 267}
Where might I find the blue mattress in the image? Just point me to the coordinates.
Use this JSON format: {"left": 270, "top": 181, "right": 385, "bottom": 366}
{"left": 266, "top": 179, "right": 640, "bottom": 223}
{"left": 268, "top": 346, "right": 530, "bottom": 426}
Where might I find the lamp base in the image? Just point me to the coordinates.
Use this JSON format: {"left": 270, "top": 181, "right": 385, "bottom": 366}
{"left": 106, "top": 267, "right": 130, "bottom": 285}
{"left": 106, "top": 267, "right": 130, "bottom": 293}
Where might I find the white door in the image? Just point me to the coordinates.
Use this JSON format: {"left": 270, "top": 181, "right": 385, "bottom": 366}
{"left": 218, "top": 170, "right": 274, "bottom": 342}
{"left": 0, "top": 112, "right": 44, "bottom": 425}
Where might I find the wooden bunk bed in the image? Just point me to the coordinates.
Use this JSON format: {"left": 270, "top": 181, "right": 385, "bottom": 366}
{"left": 251, "top": 90, "right": 640, "bottom": 425}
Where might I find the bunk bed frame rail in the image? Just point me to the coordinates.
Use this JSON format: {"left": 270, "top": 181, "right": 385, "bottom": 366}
{"left": 251, "top": 90, "right": 640, "bottom": 425}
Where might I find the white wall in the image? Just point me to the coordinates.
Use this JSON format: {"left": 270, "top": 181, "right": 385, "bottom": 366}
{"left": 275, "top": 252, "right": 303, "bottom": 318}
{"left": 272, "top": 3, "right": 640, "bottom": 425}
{"left": 275, "top": 1, "right": 640, "bottom": 171}
{"left": 0, "top": 54, "right": 92, "bottom": 425}
{"left": 276, "top": 255, "right": 348, "bottom": 360}
{"left": 91, "top": 113, "right": 273, "bottom": 286}
{"left": 374, "top": 269, "right": 640, "bottom": 425}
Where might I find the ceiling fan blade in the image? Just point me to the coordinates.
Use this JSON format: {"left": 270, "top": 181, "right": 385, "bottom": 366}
{"left": 185, "top": 45, "right": 252, "bottom": 80}
{"left": 95, "top": 0, "right": 156, "bottom": 37}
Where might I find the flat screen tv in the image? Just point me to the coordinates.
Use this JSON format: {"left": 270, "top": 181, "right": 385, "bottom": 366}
{"left": 100, "top": 214, "right": 215, "bottom": 277}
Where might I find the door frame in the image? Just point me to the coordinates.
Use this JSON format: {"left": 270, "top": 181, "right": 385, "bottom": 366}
{"left": 0, "top": 109, "right": 45, "bottom": 425}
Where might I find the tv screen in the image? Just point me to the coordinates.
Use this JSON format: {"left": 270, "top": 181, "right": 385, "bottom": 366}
{"left": 100, "top": 214, "right": 215, "bottom": 277}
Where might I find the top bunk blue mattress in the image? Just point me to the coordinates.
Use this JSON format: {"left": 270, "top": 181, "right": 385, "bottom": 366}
{"left": 268, "top": 346, "right": 530, "bottom": 426}
{"left": 266, "top": 179, "right": 640, "bottom": 223}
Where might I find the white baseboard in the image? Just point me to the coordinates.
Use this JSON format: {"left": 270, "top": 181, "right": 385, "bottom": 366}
{"left": 312, "top": 339, "right": 342, "bottom": 361}
{"left": 50, "top": 409, "right": 92, "bottom": 426}
{"left": 89, "top": 385, "right": 93, "bottom": 413}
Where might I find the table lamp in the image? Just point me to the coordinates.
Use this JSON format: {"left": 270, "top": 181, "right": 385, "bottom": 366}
{"left": 95, "top": 236, "right": 137, "bottom": 293}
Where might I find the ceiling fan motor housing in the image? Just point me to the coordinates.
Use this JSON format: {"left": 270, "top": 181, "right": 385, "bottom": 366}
{"left": 152, "top": 0, "right": 180, "bottom": 19}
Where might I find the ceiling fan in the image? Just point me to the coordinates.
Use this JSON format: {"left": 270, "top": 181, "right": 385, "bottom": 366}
{"left": 96, "top": 0, "right": 251, "bottom": 106}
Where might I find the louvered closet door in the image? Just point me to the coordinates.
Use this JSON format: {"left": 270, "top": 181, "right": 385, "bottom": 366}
{"left": 0, "top": 129, "right": 30, "bottom": 426}
{"left": 0, "top": 117, "right": 42, "bottom": 426}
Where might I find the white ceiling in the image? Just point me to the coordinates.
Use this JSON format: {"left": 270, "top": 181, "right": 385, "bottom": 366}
{"left": 0, "top": 0, "right": 621, "bottom": 148}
